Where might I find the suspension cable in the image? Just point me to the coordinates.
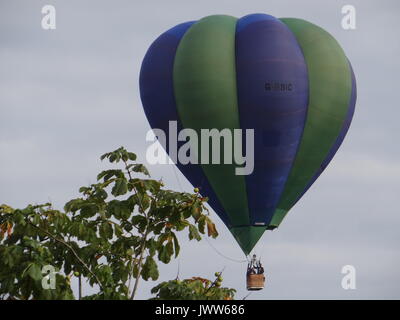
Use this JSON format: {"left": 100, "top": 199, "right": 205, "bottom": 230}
{"left": 171, "top": 163, "right": 249, "bottom": 264}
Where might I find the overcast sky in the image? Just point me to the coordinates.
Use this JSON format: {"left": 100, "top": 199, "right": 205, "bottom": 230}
{"left": 1, "top": 0, "right": 399, "bottom": 299}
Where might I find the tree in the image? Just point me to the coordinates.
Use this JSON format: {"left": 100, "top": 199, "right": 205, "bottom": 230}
{"left": 151, "top": 272, "right": 236, "bottom": 300}
{"left": 0, "top": 147, "right": 220, "bottom": 300}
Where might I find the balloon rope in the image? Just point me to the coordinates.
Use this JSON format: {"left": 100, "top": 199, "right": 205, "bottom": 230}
{"left": 171, "top": 163, "right": 184, "bottom": 192}
{"left": 171, "top": 164, "right": 248, "bottom": 264}
{"left": 243, "top": 292, "right": 253, "bottom": 300}
{"left": 204, "top": 236, "right": 248, "bottom": 263}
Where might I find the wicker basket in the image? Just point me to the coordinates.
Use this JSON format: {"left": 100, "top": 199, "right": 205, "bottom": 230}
{"left": 246, "top": 273, "right": 265, "bottom": 291}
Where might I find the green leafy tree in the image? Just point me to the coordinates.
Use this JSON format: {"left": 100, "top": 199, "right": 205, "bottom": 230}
{"left": 0, "top": 147, "right": 220, "bottom": 300}
{"left": 151, "top": 272, "right": 236, "bottom": 300}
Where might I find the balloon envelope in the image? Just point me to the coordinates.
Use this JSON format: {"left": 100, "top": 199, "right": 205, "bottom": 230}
{"left": 139, "top": 14, "right": 357, "bottom": 255}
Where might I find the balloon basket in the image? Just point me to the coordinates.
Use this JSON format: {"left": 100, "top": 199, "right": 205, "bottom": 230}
{"left": 246, "top": 273, "right": 265, "bottom": 291}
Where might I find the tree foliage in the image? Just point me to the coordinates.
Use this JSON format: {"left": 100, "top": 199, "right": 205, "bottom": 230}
{"left": 151, "top": 272, "right": 236, "bottom": 300}
{"left": 0, "top": 147, "right": 220, "bottom": 300}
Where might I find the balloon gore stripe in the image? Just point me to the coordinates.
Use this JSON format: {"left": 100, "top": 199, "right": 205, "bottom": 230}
{"left": 139, "top": 14, "right": 356, "bottom": 255}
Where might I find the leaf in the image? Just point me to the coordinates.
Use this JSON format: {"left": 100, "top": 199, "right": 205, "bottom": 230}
{"left": 166, "top": 239, "right": 174, "bottom": 257}
{"left": 131, "top": 215, "right": 147, "bottom": 229}
{"left": 27, "top": 263, "right": 43, "bottom": 281}
{"left": 206, "top": 219, "right": 218, "bottom": 238}
{"left": 97, "top": 169, "right": 124, "bottom": 182}
{"left": 14, "top": 211, "right": 25, "bottom": 225}
{"left": 0, "top": 204, "right": 14, "bottom": 214}
{"left": 109, "top": 154, "right": 117, "bottom": 163}
{"left": 157, "top": 232, "right": 170, "bottom": 245}
{"left": 142, "top": 179, "right": 162, "bottom": 193}
{"left": 107, "top": 200, "right": 131, "bottom": 220}
{"left": 64, "top": 198, "right": 85, "bottom": 213}
{"left": 188, "top": 225, "right": 201, "bottom": 241}
{"left": 191, "top": 202, "right": 201, "bottom": 221}
{"left": 197, "top": 215, "right": 206, "bottom": 234}
{"left": 79, "top": 186, "right": 91, "bottom": 194}
{"left": 152, "top": 222, "right": 165, "bottom": 235}
{"left": 127, "top": 152, "right": 137, "bottom": 161}
{"left": 146, "top": 238, "right": 158, "bottom": 256}
{"left": 2, "top": 247, "right": 14, "bottom": 267}
{"left": 80, "top": 203, "right": 98, "bottom": 217}
{"left": 132, "top": 164, "right": 150, "bottom": 177}
{"left": 100, "top": 222, "right": 113, "bottom": 239}
{"left": 94, "top": 188, "right": 108, "bottom": 200}
{"left": 158, "top": 245, "right": 171, "bottom": 264}
{"left": 100, "top": 152, "right": 111, "bottom": 161}
{"left": 141, "top": 256, "right": 159, "bottom": 281}
{"left": 123, "top": 222, "right": 133, "bottom": 232}
{"left": 112, "top": 178, "right": 128, "bottom": 196}
{"left": 171, "top": 232, "right": 180, "bottom": 257}
{"left": 69, "top": 221, "right": 80, "bottom": 237}
{"left": 106, "top": 222, "right": 113, "bottom": 239}
{"left": 78, "top": 223, "right": 86, "bottom": 238}
{"left": 114, "top": 224, "right": 123, "bottom": 237}
{"left": 0, "top": 223, "right": 6, "bottom": 238}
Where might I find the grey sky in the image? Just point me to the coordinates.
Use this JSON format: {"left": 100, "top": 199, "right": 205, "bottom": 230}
{"left": 1, "top": 0, "right": 399, "bottom": 299}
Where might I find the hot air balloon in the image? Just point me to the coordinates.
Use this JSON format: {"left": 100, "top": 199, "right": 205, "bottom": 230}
{"left": 139, "top": 14, "right": 357, "bottom": 262}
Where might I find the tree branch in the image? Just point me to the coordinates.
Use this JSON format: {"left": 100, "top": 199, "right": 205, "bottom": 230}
{"left": 130, "top": 226, "right": 149, "bottom": 300}
{"left": 28, "top": 221, "right": 104, "bottom": 291}
{"left": 124, "top": 159, "right": 152, "bottom": 300}
{"left": 78, "top": 274, "right": 82, "bottom": 300}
